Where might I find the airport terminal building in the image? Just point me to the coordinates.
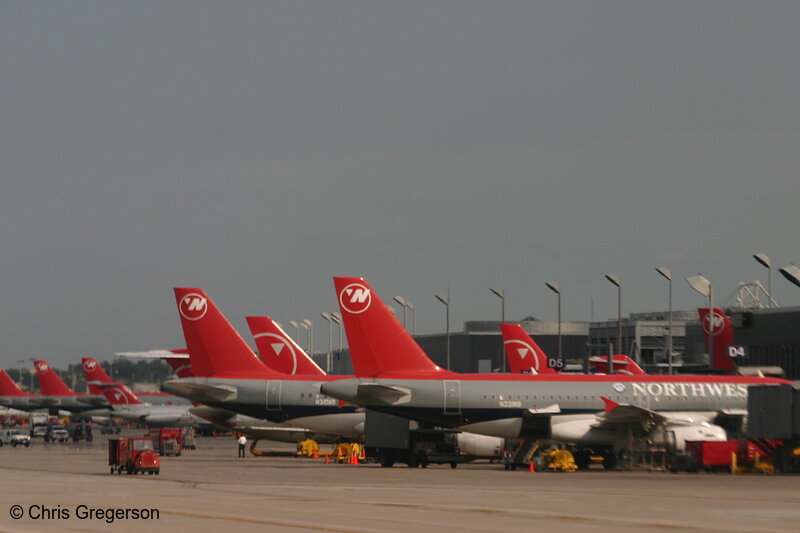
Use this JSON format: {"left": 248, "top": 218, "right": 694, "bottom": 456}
{"left": 322, "top": 306, "right": 800, "bottom": 379}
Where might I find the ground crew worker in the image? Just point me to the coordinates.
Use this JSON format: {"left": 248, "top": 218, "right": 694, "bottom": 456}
{"left": 238, "top": 434, "right": 247, "bottom": 457}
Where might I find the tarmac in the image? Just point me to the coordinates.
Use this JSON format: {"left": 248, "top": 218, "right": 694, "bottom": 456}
{"left": 1, "top": 430, "right": 799, "bottom": 533}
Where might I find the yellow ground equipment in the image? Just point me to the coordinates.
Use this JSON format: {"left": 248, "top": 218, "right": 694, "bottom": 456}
{"left": 296, "top": 439, "right": 320, "bottom": 458}
{"left": 543, "top": 449, "right": 578, "bottom": 472}
{"left": 333, "top": 442, "right": 365, "bottom": 464}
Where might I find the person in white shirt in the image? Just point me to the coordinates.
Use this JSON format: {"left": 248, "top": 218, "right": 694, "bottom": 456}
{"left": 237, "top": 434, "right": 247, "bottom": 458}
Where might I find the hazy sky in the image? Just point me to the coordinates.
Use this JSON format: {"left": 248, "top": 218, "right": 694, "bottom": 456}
{"left": 2, "top": 1, "right": 799, "bottom": 368}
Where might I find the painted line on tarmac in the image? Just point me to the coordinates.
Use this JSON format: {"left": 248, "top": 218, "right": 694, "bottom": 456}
{"left": 162, "top": 510, "right": 369, "bottom": 533}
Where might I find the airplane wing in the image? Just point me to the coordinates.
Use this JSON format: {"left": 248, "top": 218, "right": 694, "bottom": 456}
{"left": 592, "top": 397, "right": 666, "bottom": 428}
{"left": 593, "top": 397, "right": 733, "bottom": 429}
{"left": 29, "top": 397, "right": 60, "bottom": 407}
{"left": 527, "top": 404, "right": 561, "bottom": 414}
{"left": 77, "top": 395, "right": 109, "bottom": 407}
{"left": 356, "top": 383, "right": 411, "bottom": 405}
{"left": 116, "top": 350, "right": 190, "bottom": 359}
{"left": 163, "top": 381, "right": 238, "bottom": 402}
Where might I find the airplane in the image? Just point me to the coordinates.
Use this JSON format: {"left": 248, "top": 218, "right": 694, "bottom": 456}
{"left": 162, "top": 289, "right": 503, "bottom": 457}
{"left": 319, "top": 277, "right": 790, "bottom": 468}
{"left": 81, "top": 357, "right": 190, "bottom": 406}
{"left": 31, "top": 360, "right": 108, "bottom": 414}
{"left": 246, "top": 316, "right": 325, "bottom": 375}
{"left": 587, "top": 355, "right": 646, "bottom": 375}
{"left": 116, "top": 346, "right": 338, "bottom": 442}
{"left": 698, "top": 308, "right": 735, "bottom": 373}
{"left": 501, "top": 324, "right": 559, "bottom": 375}
{"left": 97, "top": 382, "right": 204, "bottom": 428}
{"left": 116, "top": 349, "right": 195, "bottom": 378}
{"left": 161, "top": 288, "right": 365, "bottom": 439}
{"left": 501, "top": 323, "right": 645, "bottom": 375}
{"left": 0, "top": 368, "right": 44, "bottom": 412}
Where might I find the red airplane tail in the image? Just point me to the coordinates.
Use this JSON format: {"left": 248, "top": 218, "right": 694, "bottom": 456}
{"left": 500, "top": 324, "right": 557, "bottom": 374}
{"left": 698, "top": 308, "right": 735, "bottom": 373}
{"left": 81, "top": 357, "right": 116, "bottom": 395}
{"left": 0, "top": 368, "right": 32, "bottom": 396}
{"left": 98, "top": 383, "right": 144, "bottom": 406}
{"left": 163, "top": 349, "right": 194, "bottom": 378}
{"left": 588, "top": 355, "right": 646, "bottom": 375}
{"left": 34, "top": 360, "right": 78, "bottom": 396}
{"left": 333, "top": 277, "right": 451, "bottom": 377}
{"left": 246, "top": 316, "right": 326, "bottom": 376}
{"left": 173, "top": 288, "right": 276, "bottom": 379}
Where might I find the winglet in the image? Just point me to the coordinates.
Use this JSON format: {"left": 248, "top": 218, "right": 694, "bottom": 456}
{"left": 600, "top": 396, "right": 619, "bottom": 413}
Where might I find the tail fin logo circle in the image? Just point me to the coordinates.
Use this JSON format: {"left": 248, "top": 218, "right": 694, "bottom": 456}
{"left": 702, "top": 310, "right": 726, "bottom": 336}
{"left": 109, "top": 387, "right": 129, "bottom": 405}
{"left": 180, "top": 294, "right": 208, "bottom": 321}
{"left": 35, "top": 362, "right": 49, "bottom": 374}
{"left": 502, "top": 339, "right": 540, "bottom": 372}
{"left": 339, "top": 283, "right": 371, "bottom": 314}
{"left": 253, "top": 333, "right": 299, "bottom": 375}
{"left": 83, "top": 360, "right": 97, "bottom": 373}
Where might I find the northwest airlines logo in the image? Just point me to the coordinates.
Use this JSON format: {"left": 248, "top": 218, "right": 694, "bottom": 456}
{"left": 702, "top": 310, "right": 726, "bottom": 336}
{"left": 339, "top": 283, "right": 371, "bottom": 314}
{"left": 503, "top": 339, "right": 540, "bottom": 372}
{"left": 254, "top": 332, "right": 299, "bottom": 375}
{"left": 107, "top": 387, "right": 130, "bottom": 405}
{"left": 180, "top": 294, "right": 208, "bottom": 321}
{"left": 35, "top": 362, "right": 49, "bottom": 374}
{"left": 83, "top": 359, "right": 97, "bottom": 373}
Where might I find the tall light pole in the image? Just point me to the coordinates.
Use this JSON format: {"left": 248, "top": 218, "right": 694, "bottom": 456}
{"left": 406, "top": 301, "right": 416, "bottom": 335}
{"left": 604, "top": 274, "right": 621, "bottom": 374}
{"left": 321, "top": 312, "right": 333, "bottom": 373}
{"left": 686, "top": 275, "right": 714, "bottom": 368}
{"left": 753, "top": 253, "right": 773, "bottom": 307}
{"left": 779, "top": 264, "right": 800, "bottom": 288}
{"left": 289, "top": 320, "right": 300, "bottom": 342}
{"left": 435, "top": 292, "right": 450, "bottom": 370}
{"left": 393, "top": 296, "right": 408, "bottom": 329}
{"left": 490, "top": 288, "right": 506, "bottom": 372}
{"left": 655, "top": 267, "right": 673, "bottom": 374}
{"left": 545, "top": 282, "right": 562, "bottom": 361}
{"left": 331, "top": 312, "right": 343, "bottom": 358}
{"left": 301, "top": 319, "right": 313, "bottom": 357}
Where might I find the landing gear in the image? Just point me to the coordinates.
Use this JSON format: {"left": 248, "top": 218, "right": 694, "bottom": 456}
{"left": 575, "top": 449, "right": 592, "bottom": 470}
{"left": 602, "top": 452, "right": 618, "bottom": 470}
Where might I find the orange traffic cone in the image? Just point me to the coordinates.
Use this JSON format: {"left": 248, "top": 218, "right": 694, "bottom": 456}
{"left": 312, "top": 450, "right": 319, "bottom": 459}
{"left": 324, "top": 454, "right": 329, "bottom": 465}
{"left": 529, "top": 460, "right": 535, "bottom": 473}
